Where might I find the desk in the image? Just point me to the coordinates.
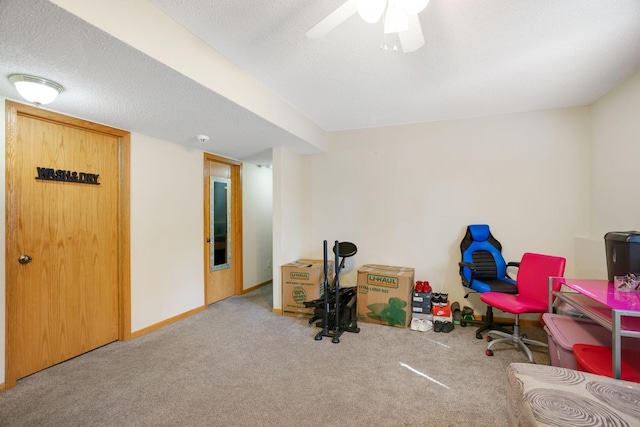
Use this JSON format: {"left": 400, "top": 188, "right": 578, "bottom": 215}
{"left": 548, "top": 277, "right": 640, "bottom": 379}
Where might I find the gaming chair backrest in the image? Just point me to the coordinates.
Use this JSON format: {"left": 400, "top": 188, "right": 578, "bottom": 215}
{"left": 516, "top": 252, "right": 566, "bottom": 302}
{"left": 460, "top": 224, "right": 508, "bottom": 284}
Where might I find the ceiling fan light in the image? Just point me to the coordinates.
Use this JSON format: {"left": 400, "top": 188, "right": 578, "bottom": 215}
{"left": 384, "top": 3, "right": 408, "bottom": 33}
{"left": 9, "top": 74, "right": 63, "bottom": 106}
{"left": 399, "top": 0, "right": 430, "bottom": 15}
{"left": 357, "top": 0, "right": 386, "bottom": 24}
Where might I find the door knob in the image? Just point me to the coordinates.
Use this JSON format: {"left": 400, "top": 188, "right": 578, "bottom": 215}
{"left": 18, "top": 254, "right": 32, "bottom": 264}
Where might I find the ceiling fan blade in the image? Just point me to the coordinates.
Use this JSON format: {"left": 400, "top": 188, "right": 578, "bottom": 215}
{"left": 398, "top": 13, "right": 425, "bottom": 52}
{"left": 306, "top": 0, "right": 359, "bottom": 39}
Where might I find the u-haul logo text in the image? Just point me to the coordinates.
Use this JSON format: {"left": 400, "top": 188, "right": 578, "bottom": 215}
{"left": 367, "top": 274, "right": 398, "bottom": 289}
{"left": 290, "top": 272, "right": 309, "bottom": 280}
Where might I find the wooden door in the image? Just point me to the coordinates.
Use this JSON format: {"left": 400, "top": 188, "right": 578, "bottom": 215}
{"left": 203, "top": 153, "right": 242, "bottom": 304}
{"left": 5, "top": 101, "right": 130, "bottom": 388}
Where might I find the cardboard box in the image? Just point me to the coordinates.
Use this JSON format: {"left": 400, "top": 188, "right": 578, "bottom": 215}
{"left": 412, "top": 291, "right": 432, "bottom": 303}
{"left": 281, "top": 259, "right": 333, "bottom": 317}
{"left": 357, "top": 264, "right": 415, "bottom": 327}
{"left": 411, "top": 304, "right": 432, "bottom": 314}
{"left": 412, "top": 291, "right": 432, "bottom": 313}
{"left": 411, "top": 312, "right": 433, "bottom": 321}
{"left": 432, "top": 302, "right": 451, "bottom": 317}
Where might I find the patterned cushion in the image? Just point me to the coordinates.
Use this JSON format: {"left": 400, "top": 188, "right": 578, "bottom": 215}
{"left": 507, "top": 363, "right": 640, "bottom": 426}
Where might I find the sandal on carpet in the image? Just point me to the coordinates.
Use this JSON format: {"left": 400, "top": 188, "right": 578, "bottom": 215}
{"left": 441, "top": 321, "right": 454, "bottom": 333}
{"left": 434, "top": 320, "right": 443, "bottom": 332}
{"left": 451, "top": 302, "right": 461, "bottom": 325}
{"left": 462, "top": 306, "right": 475, "bottom": 320}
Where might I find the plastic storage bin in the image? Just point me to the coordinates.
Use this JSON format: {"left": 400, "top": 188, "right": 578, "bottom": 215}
{"left": 573, "top": 344, "right": 640, "bottom": 383}
{"left": 543, "top": 313, "right": 612, "bottom": 370}
{"left": 542, "top": 313, "right": 640, "bottom": 370}
{"left": 604, "top": 231, "right": 640, "bottom": 282}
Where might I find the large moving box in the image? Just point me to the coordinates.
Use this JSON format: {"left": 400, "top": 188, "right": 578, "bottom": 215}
{"left": 281, "top": 259, "right": 333, "bottom": 317}
{"left": 357, "top": 264, "right": 415, "bottom": 327}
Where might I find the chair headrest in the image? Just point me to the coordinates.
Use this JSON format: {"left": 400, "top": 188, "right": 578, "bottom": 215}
{"left": 468, "top": 224, "right": 490, "bottom": 242}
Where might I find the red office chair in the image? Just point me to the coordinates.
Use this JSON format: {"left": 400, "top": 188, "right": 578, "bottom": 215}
{"left": 481, "top": 252, "right": 566, "bottom": 363}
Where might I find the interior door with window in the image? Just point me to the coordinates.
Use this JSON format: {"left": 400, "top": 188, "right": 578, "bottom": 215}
{"left": 203, "top": 154, "right": 242, "bottom": 304}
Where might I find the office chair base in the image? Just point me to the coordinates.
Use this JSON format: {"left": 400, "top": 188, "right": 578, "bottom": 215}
{"left": 460, "top": 305, "right": 514, "bottom": 339}
{"left": 485, "top": 327, "right": 548, "bottom": 364}
{"left": 465, "top": 320, "right": 513, "bottom": 340}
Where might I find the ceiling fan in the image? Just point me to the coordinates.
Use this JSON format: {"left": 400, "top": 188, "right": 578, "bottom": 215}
{"left": 306, "top": 0, "right": 430, "bottom": 52}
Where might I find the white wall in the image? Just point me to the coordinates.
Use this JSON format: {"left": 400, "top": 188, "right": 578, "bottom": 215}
{"left": 272, "top": 146, "right": 310, "bottom": 310}
{"left": 130, "top": 133, "right": 204, "bottom": 331}
{"left": 242, "top": 162, "right": 273, "bottom": 289}
{"left": 273, "top": 107, "right": 592, "bottom": 313}
{"left": 591, "top": 71, "right": 640, "bottom": 237}
{"left": 583, "top": 71, "right": 640, "bottom": 279}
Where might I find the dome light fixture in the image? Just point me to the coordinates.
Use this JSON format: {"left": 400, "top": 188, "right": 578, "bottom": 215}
{"left": 8, "top": 74, "right": 64, "bottom": 106}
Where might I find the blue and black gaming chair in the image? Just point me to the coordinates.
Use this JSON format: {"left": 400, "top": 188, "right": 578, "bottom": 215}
{"left": 458, "top": 224, "right": 519, "bottom": 339}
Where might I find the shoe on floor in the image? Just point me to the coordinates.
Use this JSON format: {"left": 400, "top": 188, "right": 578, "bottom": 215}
{"left": 418, "top": 319, "right": 433, "bottom": 332}
{"left": 462, "top": 306, "right": 475, "bottom": 321}
{"left": 441, "top": 321, "right": 454, "bottom": 333}
{"left": 451, "top": 302, "right": 461, "bottom": 325}
{"left": 434, "top": 320, "right": 443, "bottom": 332}
{"left": 410, "top": 317, "right": 421, "bottom": 331}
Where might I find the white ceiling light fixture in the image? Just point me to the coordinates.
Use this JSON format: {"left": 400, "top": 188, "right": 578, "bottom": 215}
{"left": 384, "top": 0, "right": 409, "bottom": 34}
{"left": 8, "top": 74, "right": 63, "bottom": 106}
{"left": 307, "top": 0, "right": 430, "bottom": 53}
{"left": 357, "top": 0, "right": 386, "bottom": 23}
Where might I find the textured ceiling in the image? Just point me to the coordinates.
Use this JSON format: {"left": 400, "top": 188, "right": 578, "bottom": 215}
{"left": 1, "top": 0, "right": 640, "bottom": 165}
{"left": 150, "top": 0, "right": 640, "bottom": 130}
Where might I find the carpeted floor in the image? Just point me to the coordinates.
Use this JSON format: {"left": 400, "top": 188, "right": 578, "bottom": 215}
{"left": 0, "top": 284, "right": 550, "bottom": 426}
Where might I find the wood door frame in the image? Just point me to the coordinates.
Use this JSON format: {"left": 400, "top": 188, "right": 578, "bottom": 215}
{"left": 4, "top": 101, "right": 131, "bottom": 389}
{"left": 203, "top": 153, "right": 243, "bottom": 302}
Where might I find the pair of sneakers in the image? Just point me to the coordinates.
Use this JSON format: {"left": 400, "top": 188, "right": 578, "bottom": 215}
{"left": 410, "top": 317, "right": 433, "bottom": 332}
{"left": 415, "top": 281, "right": 432, "bottom": 293}
{"left": 431, "top": 293, "right": 448, "bottom": 306}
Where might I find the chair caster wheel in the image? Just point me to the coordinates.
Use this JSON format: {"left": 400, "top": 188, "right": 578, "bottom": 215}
{"left": 476, "top": 332, "right": 483, "bottom": 339}
{"left": 486, "top": 336, "right": 493, "bottom": 342}
{"left": 486, "top": 350, "right": 494, "bottom": 356}
{"left": 521, "top": 334, "right": 527, "bottom": 340}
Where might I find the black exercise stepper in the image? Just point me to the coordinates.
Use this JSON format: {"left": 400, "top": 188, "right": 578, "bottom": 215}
{"left": 303, "top": 240, "right": 359, "bottom": 343}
